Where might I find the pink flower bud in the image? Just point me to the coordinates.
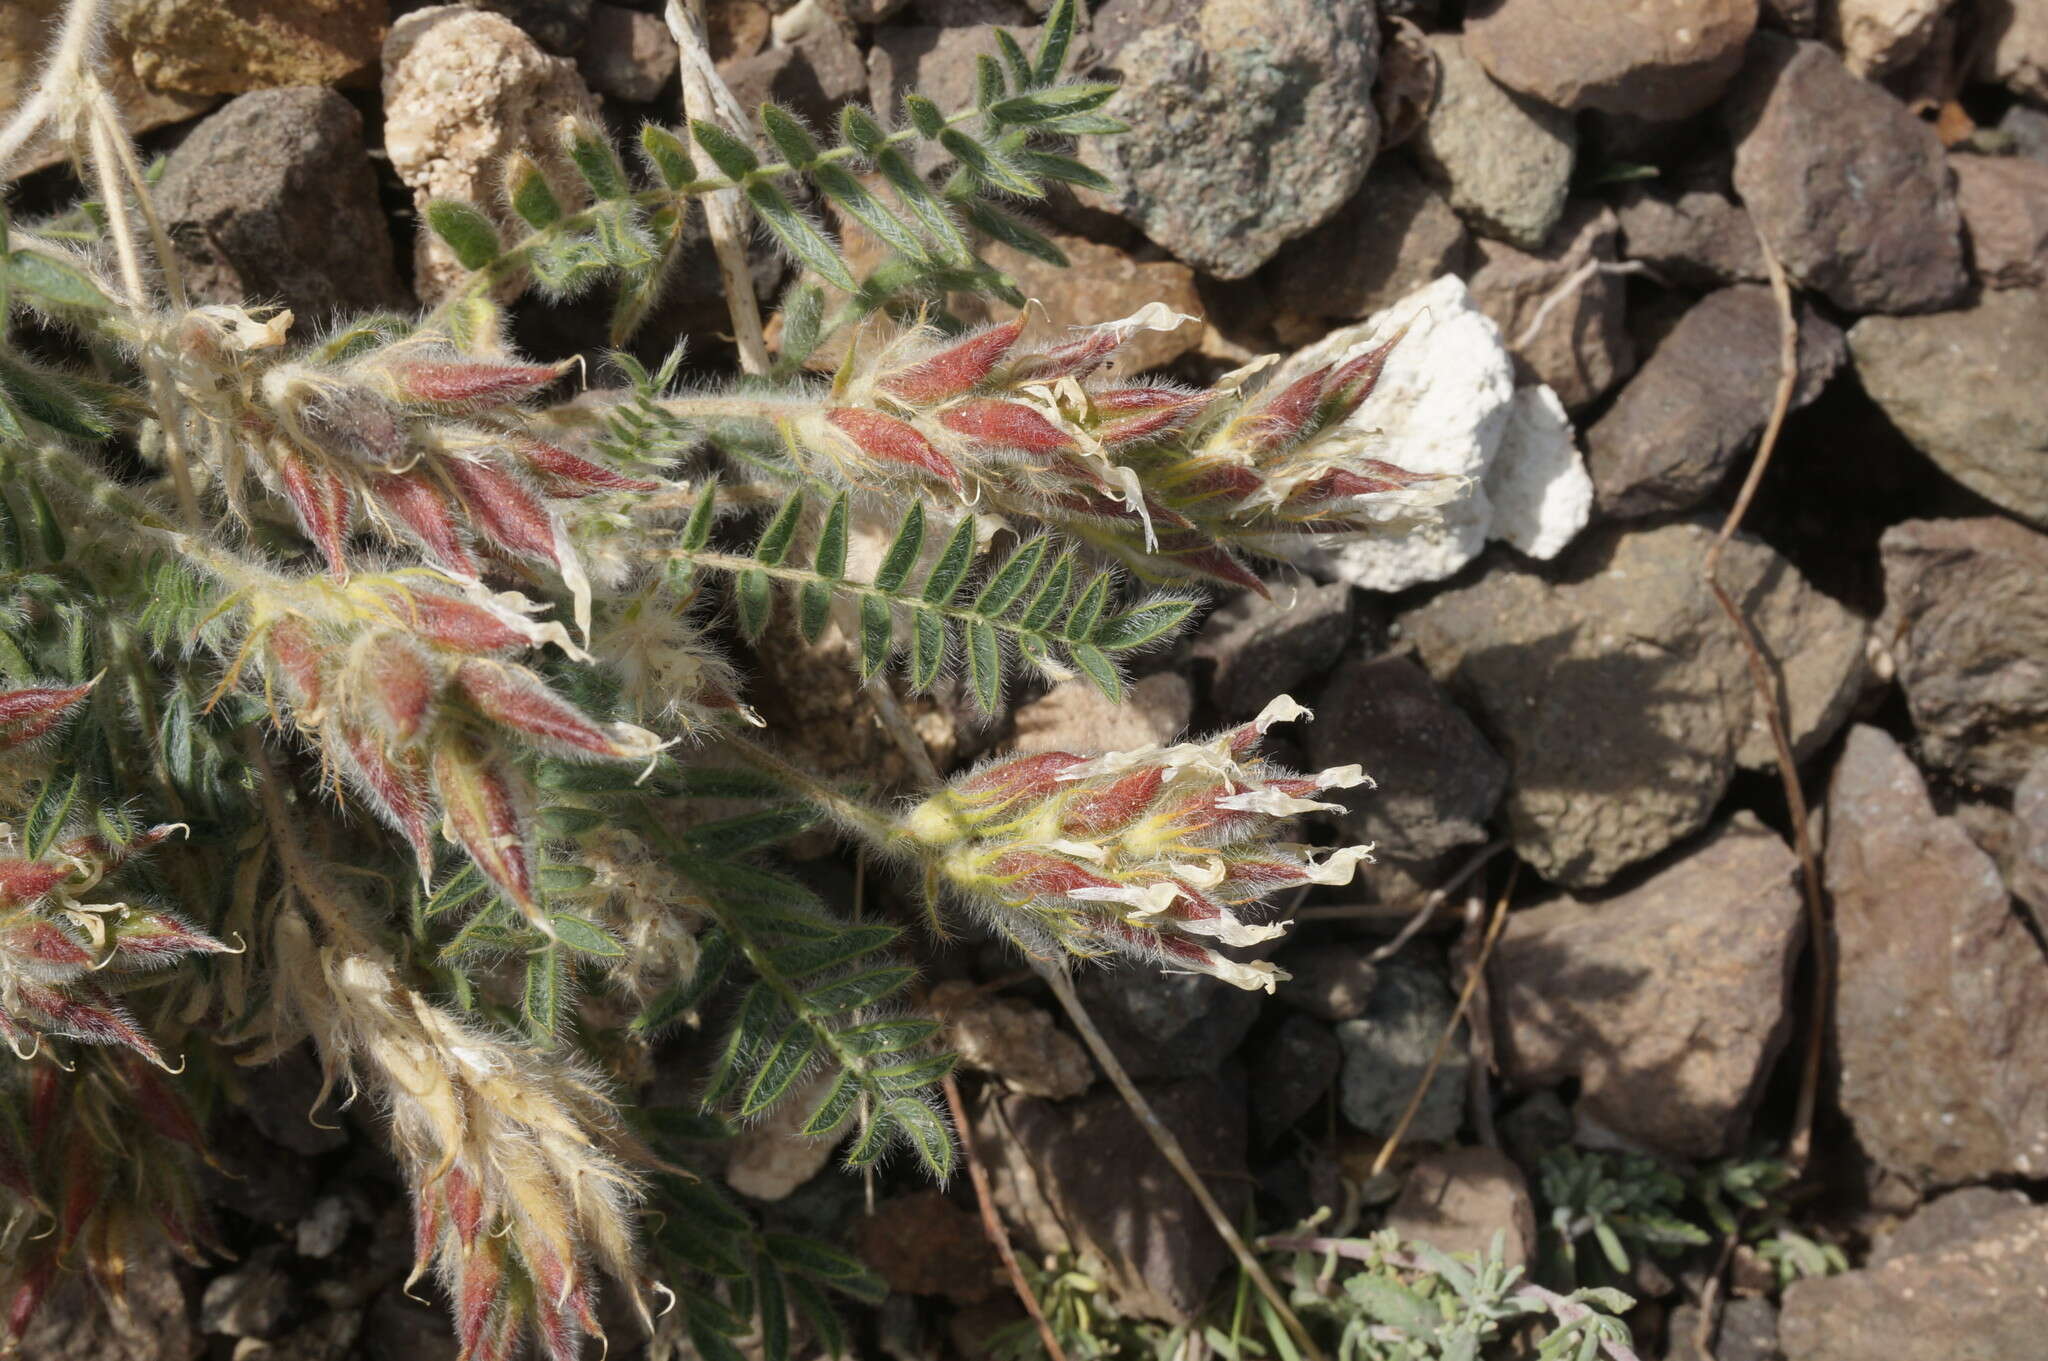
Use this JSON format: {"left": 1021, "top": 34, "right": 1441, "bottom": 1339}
{"left": 444, "top": 458, "right": 562, "bottom": 566}
{"left": 879, "top": 321, "right": 1023, "bottom": 404}
{"left": 372, "top": 587, "right": 534, "bottom": 656}
{"left": 455, "top": 659, "right": 662, "bottom": 763}
{"left": 369, "top": 471, "right": 481, "bottom": 580}
{"left": 276, "top": 449, "right": 354, "bottom": 581}
{"left": 264, "top": 619, "right": 328, "bottom": 714}
{"left": 825, "top": 408, "right": 964, "bottom": 493}
{"left": 390, "top": 358, "right": 570, "bottom": 406}
{"left": 519, "top": 440, "right": 662, "bottom": 496}
{"left": 0, "top": 681, "right": 95, "bottom": 752}
{"left": 0, "top": 859, "right": 72, "bottom": 908}
{"left": 1011, "top": 329, "right": 1121, "bottom": 382}
{"left": 347, "top": 635, "right": 438, "bottom": 746}
{"left": 938, "top": 397, "right": 1074, "bottom": 453}
{"left": 1236, "top": 365, "right": 1327, "bottom": 457}
{"left": 430, "top": 737, "right": 539, "bottom": 919}
{"left": 0, "top": 916, "right": 92, "bottom": 971}
{"left": 1091, "top": 387, "right": 1209, "bottom": 447}
{"left": 338, "top": 724, "right": 438, "bottom": 881}
{"left": 109, "top": 909, "right": 232, "bottom": 964}
{"left": 1322, "top": 325, "right": 1408, "bottom": 421}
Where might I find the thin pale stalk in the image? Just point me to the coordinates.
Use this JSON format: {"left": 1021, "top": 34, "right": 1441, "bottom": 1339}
{"left": 0, "top": 0, "right": 105, "bottom": 175}
{"left": 941, "top": 1072, "right": 1070, "bottom": 1361}
{"left": 667, "top": 0, "right": 770, "bottom": 375}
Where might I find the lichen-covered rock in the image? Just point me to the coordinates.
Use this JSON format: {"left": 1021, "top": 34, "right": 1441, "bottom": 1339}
{"left": 1490, "top": 814, "right": 1803, "bottom": 1159}
{"left": 382, "top": 5, "right": 601, "bottom": 302}
{"left": 1464, "top": 0, "right": 1758, "bottom": 120}
{"left": 1825, "top": 726, "right": 2048, "bottom": 1185}
{"left": 1266, "top": 159, "right": 1473, "bottom": 326}
{"left": 1287, "top": 276, "right": 1591, "bottom": 591}
{"left": 118, "top": 0, "right": 385, "bottom": 95}
{"left": 1308, "top": 653, "right": 1507, "bottom": 863}
{"left": 1467, "top": 202, "right": 1634, "bottom": 409}
{"left": 1401, "top": 521, "right": 1866, "bottom": 887}
{"left": 1411, "top": 33, "right": 1576, "bottom": 250}
{"left": 1878, "top": 517, "right": 2048, "bottom": 790}
{"left": 1078, "top": 0, "right": 1381, "bottom": 279}
{"left": 1849, "top": 289, "right": 2048, "bottom": 527}
{"left": 157, "top": 88, "right": 409, "bottom": 322}
{"left": 1952, "top": 153, "right": 2048, "bottom": 290}
{"left": 1588, "top": 286, "right": 1844, "bottom": 518}
{"left": 1780, "top": 1208, "right": 2048, "bottom": 1361}
{"left": 1725, "top": 35, "right": 1968, "bottom": 313}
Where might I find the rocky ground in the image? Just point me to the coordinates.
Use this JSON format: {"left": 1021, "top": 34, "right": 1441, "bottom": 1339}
{"left": 7, "top": 0, "right": 2048, "bottom": 1359}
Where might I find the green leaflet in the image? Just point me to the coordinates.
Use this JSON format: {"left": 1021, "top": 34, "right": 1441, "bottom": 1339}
{"left": 423, "top": 200, "right": 502, "bottom": 270}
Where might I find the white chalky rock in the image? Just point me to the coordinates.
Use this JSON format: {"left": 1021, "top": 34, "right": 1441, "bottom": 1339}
{"left": 1276, "top": 274, "right": 1590, "bottom": 592}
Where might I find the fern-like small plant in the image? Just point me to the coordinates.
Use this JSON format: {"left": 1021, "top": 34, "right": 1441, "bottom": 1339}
{"left": 0, "top": 1, "right": 1447, "bottom": 1356}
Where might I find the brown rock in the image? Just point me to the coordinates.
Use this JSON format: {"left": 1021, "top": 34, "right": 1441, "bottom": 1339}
{"left": 1249, "top": 1013, "right": 1341, "bottom": 1145}
{"left": 1412, "top": 32, "right": 1576, "bottom": 250}
{"left": 1952, "top": 152, "right": 2048, "bottom": 289}
{"left": 156, "top": 88, "right": 410, "bottom": 323}
{"left": 1401, "top": 523, "right": 1867, "bottom": 887}
{"left": 722, "top": 1071, "right": 841, "bottom": 1199}
{"left": 930, "top": 980, "right": 1092, "bottom": 1100}
{"left": 977, "top": 1075, "right": 1249, "bottom": 1321}
{"left": 867, "top": 25, "right": 1031, "bottom": 173}
{"left": 1869, "top": 1186, "right": 2035, "bottom": 1267}
{"left": 1588, "top": 286, "right": 1844, "bottom": 518}
{"left": 1375, "top": 16, "right": 1438, "bottom": 151}
{"left": 1780, "top": 1207, "right": 2048, "bottom": 1361}
{"left": 707, "top": 0, "right": 771, "bottom": 60}
{"left": 1012, "top": 673, "right": 1191, "bottom": 756}
{"left": 1490, "top": 814, "right": 1803, "bottom": 1158}
{"left": 1978, "top": 0, "right": 2048, "bottom": 104}
{"left": 854, "top": 1191, "right": 1003, "bottom": 1303}
{"left": 1467, "top": 201, "right": 1635, "bottom": 410}
{"left": 1878, "top": 517, "right": 2048, "bottom": 790}
{"left": 1724, "top": 35, "right": 1968, "bottom": 313}
{"left": 951, "top": 231, "right": 1204, "bottom": 374}
{"left": 1825, "top": 725, "right": 2048, "bottom": 1185}
{"left": 2012, "top": 753, "right": 2048, "bottom": 921}
{"left": 2, "top": 0, "right": 214, "bottom": 178}
{"left": 1464, "top": 0, "right": 1758, "bottom": 120}
{"left": 1826, "top": 0, "right": 1952, "bottom": 76}
{"left": 13, "top": 1243, "right": 201, "bottom": 1361}
{"left": 1191, "top": 579, "right": 1354, "bottom": 719}
{"left": 1612, "top": 165, "right": 1767, "bottom": 288}
{"left": 118, "top": 0, "right": 385, "bottom": 95}
{"left": 1265, "top": 159, "right": 1472, "bottom": 325}
{"left": 580, "top": 3, "right": 677, "bottom": 103}
{"left": 1385, "top": 1146, "right": 1539, "bottom": 1267}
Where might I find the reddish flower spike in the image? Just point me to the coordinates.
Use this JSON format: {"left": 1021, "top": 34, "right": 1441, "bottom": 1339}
{"left": 1059, "top": 767, "right": 1166, "bottom": 838}
{"left": 938, "top": 397, "right": 1075, "bottom": 453}
{"left": 444, "top": 459, "right": 561, "bottom": 565}
{"left": 879, "top": 321, "right": 1023, "bottom": 404}
{"left": 276, "top": 450, "right": 354, "bottom": 580}
{"left": 339, "top": 725, "right": 438, "bottom": 880}
{"left": 519, "top": 441, "right": 662, "bottom": 496}
{"left": 0, "top": 860, "right": 71, "bottom": 909}
{"left": 1238, "top": 366, "right": 1328, "bottom": 456}
{"left": 825, "top": 408, "right": 963, "bottom": 493}
{"left": 0, "top": 681, "right": 96, "bottom": 753}
{"left": 392, "top": 359, "right": 570, "bottom": 407}
{"left": 1323, "top": 325, "right": 1409, "bottom": 420}
{"left": 369, "top": 472, "right": 481, "bottom": 580}
{"left": 957, "top": 751, "right": 1088, "bottom": 802}
{"left": 264, "top": 619, "right": 327, "bottom": 713}
{"left": 1091, "top": 388, "right": 1209, "bottom": 447}
{"left": 377, "top": 589, "right": 533, "bottom": 656}
{"left": 430, "top": 739, "right": 539, "bottom": 919}
{"left": 454, "top": 660, "right": 633, "bottom": 761}
{"left": 356, "top": 640, "right": 438, "bottom": 746}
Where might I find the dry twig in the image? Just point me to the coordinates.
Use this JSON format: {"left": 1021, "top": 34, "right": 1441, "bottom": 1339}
{"left": 941, "top": 1073, "right": 1071, "bottom": 1361}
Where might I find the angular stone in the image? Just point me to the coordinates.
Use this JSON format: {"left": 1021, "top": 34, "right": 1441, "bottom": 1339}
{"left": 1336, "top": 959, "right": 1468, "bottom": 1142}
{"left": 382, "top": 6, "right": 602, "bottom": 302}
{"left": 1012, "top": 673, "right": 1191, "bottom": 757}
{"left": 1078, "top": 0, "right": 1381, "bottom": 279}
{"left": 1827, "top": 0, "right": 1952, "bottom": 76}
{"left": 1667, "top": 1298, "right": 1782, "bottom": 1361}
{"left": 1401, "top": 522, "right": 1866, "bottom": 887}
{"left": 1978, "top": 0, "right": 2048, "bottom": 104}
{"left": 156, "top": 88, "right": 409, "bottom": 323}
{"left": 723, "top": 1071, "right": 841, "bottom": 1199}
{"left": 118, "top": 0, "right": 385, "bottom": 95}
{"left": 1725, "top": 35, "right": 1968, "bottom": 313}
{"left": 1780, "top": 1208, "right": 2048, "bottom": 1361}
{"left": 1465, "top": 0, "right": 1758, "bottom": 120}
{"left": 726, "top": 16, "right": 870, "bottom": 129}
{"left": 1952, "top": 153, "right": 2048, "bottom": 290}
{"left": 202, "top": 1248, "right": 296, "bottom": 1337}
{"left": 1588, "top": 286, "right": 1845, "bottom": 518}
{"left": 1308, "top": 653, "right": 1507, "bottom": 863}
{"left": 1249, "top": 1012, "right": 1342, "bottom": 1146}
{"left": 1612, "top": 166, "right": 1768, "bottom": 288}
{"left": 1467, "top": 201, "right": 1634, "bottom": 409}
{"left": 2012, "top": 754, "right": 2048, "bottom": 920}
{"left": 1192, "top": 579, "right": 1354, "bottom": 719}
{"left": 1274, "top": 942, "right": 1379, "bottom": 1023}
{"left": 1850, "top": 289, "right": 2048, "bottom": 525}
{"left": 854, "top": 1191, "right": 1003, "bottom": 1304}
{"left": 1074, "top": 968, "right": 1261, "bottom": 1082}
{"left": 1265, "top": 158, "right": 1473, "bottom": 324}
{"left": 930, "top": 979, "right": 1092, "bottom": 1101}
{"left": 2003, "top": 103, "right": 2048, "bottom": 163}
{"left": 1491, "top": 814, "right": 1803, "bottom": 1159}
{"left": 1878, "top": 517, "right": 2048, "bottom": 789}
{"left": 1825, "top": 725, "right": 2048, "bottom": 1185}
{"left": 1385, "top": 1146, "right": 1538, "bottom": 1268}
{"left": 977, "top": 1074, "right": 1249, "bottom": 1321}
{"left": 1412, "top": 32, "right": 1576, "bottom": 250}
{"left": 1870, "top": 1186, "right": 2036, "bottom": 1267}
{"left": 579, "top": 4, "right": 677, "bottom": 103}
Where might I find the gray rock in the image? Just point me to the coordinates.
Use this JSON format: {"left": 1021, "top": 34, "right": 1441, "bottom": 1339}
{"left": 1725, "top": 35, "right": 1968, "bottom": 314}
{"left": 1078, "top": 0, "right": 1381, "bottom": 279}
{"left": 579, "top": 3, "right": 677, "bottom": 103}
{"left": 157, "top": 87, "right": 407, "bottom": 323}
{"left": 202, "top": 1247, "right": 296, "bottom": 1337}
{"left": 1386, "top": 1146, "right": 1538, "bottom": 1267}
{"left": 1336, "top": 959, "right": 1468, "bottom": 1142}
{"left": 2012, "top": 754, "right": 2048, "bottom": 920}
{"left": 1825, "top": 726, "right": 2048, "bottom": 1186}
{"left": 1878, "top": 517, "right": 2048, "bottom": 789}
{"left": 1400, "top": 522, "right": 1867, "bottom": 888}
{"left": 295, "top": 1195, "right": 353, "bottom": 1259}
{"left": 1588, "top": 286, "right": 1845, "bottom": 518}
{"left": 1464, "top": 0, "right": 1757, "bottom": 120}
{"left": 238, "top": 1045, "right": 350, "bottom": 1157}
{"left": 1851, "top": 289, "right": 2048, "bottom": 526}
{"left": 1249, "top": 1013, "right": 1342, "bottom": 1146}
{"left": 1870, "top": 1186, "right": 2036, "bottom": 1267}
{"left": 1780, "top": 1207, "right": 2048, "bottom": 1361}
{"left": 1265, "top": 159, "right": 1473, "bottom": 324}
{"left": 1612, "top": 166, "right": 1768, "bottom": 288}
{"left": 1467, "top": 201, "right": 1634, "bottom": 409}
{"left": 977, "top": 1073, "right": 1250, "bottom": 1321}
{"left": 12, "top": 1243, "right": 201, "bottom": 1361}
{"left": 1952, "top": 153, "right": 2048, "bottom": 290}
{"left": 1667, "top": 1298, "right": 1783, "bottom": 1361}
{"left": 1307, "top": 653, "right": 1508, "bottom": 863}
{"left": 1191, "top": 579, "right": 1354, "bottom": 719}
{"left": 1074, "top": 967, "right": 1261, "bottom": 1081}
{"left": 1412, "top": 32, "right": 1576, "bottom": 250}
{"left": 470, "top": 0, "right": 594, "bottom": 53}
{"left": 1490, "top": 814, "right": 1804, "bottom": 1159}
{"left": 2003, "top": 103, "right": 2048, "bottom": 163}
{"left": 930, "top": 979, "right": 1092, "bottom": 1101}
{"left": 1274, "top": 942, "right": 1380, "bottom": 1023}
